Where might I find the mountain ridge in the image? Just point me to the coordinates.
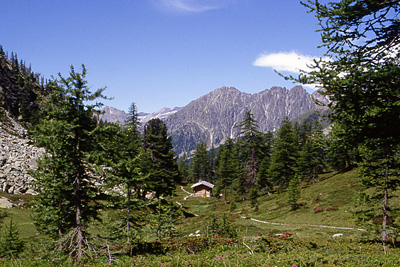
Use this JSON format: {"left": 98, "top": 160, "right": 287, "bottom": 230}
{"left": 100, "top": 85, "right": 328, "bottom": 156}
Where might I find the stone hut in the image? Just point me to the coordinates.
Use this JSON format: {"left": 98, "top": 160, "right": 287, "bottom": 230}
{"left": 191, "top": 180, "right": 214, "bottom": 198}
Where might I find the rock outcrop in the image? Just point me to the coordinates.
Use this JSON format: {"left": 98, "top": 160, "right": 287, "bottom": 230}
{"left": 0, "top": 111, "right": 43, "bottom": 194}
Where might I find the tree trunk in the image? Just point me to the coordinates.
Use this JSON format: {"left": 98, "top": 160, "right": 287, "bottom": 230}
{"left": 382, "top": 161, "right": 389, "bottom": 252}
{"left": 75, "top": 175, "right": 84, "bottom": 259}
{"left": 224, "top": 184, "right": 227, "bottom": 205}
{"left": 127, "top": 188, "right": 130, "bottom": 243}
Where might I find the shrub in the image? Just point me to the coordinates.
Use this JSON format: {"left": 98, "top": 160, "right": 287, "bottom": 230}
{"left": 254, "top": 231, "right": 296, "bottom": 253}
{"left": 313, "top": 206, "right": 323, "bottom": 213}
{"left": 207, "top": 214, "right": 239, "bottom": 238}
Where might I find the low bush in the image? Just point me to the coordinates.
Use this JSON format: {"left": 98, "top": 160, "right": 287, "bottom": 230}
{"left": 313, "top": 206, "right": 324, "bottom": 213}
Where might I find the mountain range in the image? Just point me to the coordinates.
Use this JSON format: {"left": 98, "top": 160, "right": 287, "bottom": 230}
{"left": 101, "top": 85, "right": 329, "bottom": 156}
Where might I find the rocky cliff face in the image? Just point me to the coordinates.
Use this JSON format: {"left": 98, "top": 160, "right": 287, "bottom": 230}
{"left": 100, "top": 106, "right": 129, "bottom": 124}
{"left": 0, "top": 111, "right": 44, "bottom": 194}
{"left": 164, "top": 86, "right": 326, "bottom": 156}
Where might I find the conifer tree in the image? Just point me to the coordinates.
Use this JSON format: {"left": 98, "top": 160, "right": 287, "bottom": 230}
{"left": 189, "top": 141, "right": 212, "bottom": 182}
{"left": 268, "top": 117, "right": 298, "bottom": 189}
{"left": 178, "top": 152, "right": 189, "bottom": 182}
{"left": 257, "top": 131, "right": 274, "bottom": 194}
{"left": 300, "top": 0, "right": 400, "bottom": 246}
{"left": 236, "top": 111, "right": 262, "bottom": 190}
{"left": 296, "top": 121, "right": 326, "bottom": 183}
{"left": 102, "top": 102, "right": 149, "bottom": 244}
{"left": 143, "top": 118, "right": 180, "bottom": 197}
{"left": 32, "top": 65, "right": 106, "bottom": 260}
{"left": 215, "top": 138, "right": 238, "bottom": 204}
{"left": 0, "top": 218, "right": 24, "bottom": 258}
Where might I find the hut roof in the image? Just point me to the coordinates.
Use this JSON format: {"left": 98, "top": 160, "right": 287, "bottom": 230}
{"left": 191, "top": 180, "right": 215, "bottom": 189}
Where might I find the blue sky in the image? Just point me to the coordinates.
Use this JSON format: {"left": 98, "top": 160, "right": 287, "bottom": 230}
{"left": 1, "top": 0, "right": 324, "bottom": 113}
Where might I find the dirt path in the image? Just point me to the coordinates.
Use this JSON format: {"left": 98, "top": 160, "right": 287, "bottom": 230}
{"left": 179, "top": 187, "right": 365, "bottom": 232}
{"left": 181, "top": 186, "right": 193, "bottom": 200}
{"left": 242, "top": 216, "right": 366, "bottom": 231}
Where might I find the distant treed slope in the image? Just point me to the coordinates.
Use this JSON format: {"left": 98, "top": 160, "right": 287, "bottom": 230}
{"left": 0, "top": 48, "right": 44, "bottom": 125}
{"left": 164, "top": 86, "right": 327, "bottom": 156}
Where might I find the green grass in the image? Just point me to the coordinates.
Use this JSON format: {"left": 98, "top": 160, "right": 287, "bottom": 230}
{"left": 0, "top": 168, "right": 399, "bottom": 266}
{"left": 175, "top": 169, "right": 371, "bottom": 241}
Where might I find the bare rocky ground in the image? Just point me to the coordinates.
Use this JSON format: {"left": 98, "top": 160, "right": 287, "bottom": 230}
{"left": 0, "top": 111, "right": 43, "bottom": 195}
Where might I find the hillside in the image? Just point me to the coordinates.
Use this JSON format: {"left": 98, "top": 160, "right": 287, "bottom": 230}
{"left": 175, "top": 169, "right": 365, "bottom": 238}
{"left": 0, "top": 48, "right": 45, "bottom": 126}
{"left": 0, "top": 168, "right": 367, "bottom": 240}
{"left": 3, "top": 168, "right": 399, "bottom": 266}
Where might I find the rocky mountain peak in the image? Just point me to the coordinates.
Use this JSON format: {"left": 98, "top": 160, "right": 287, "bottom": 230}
{"left": 164, "top": 85, "right": 327, "bottom": 156}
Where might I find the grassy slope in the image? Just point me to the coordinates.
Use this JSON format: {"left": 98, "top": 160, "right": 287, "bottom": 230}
{"left": 1, "top": 168, "right": 400, "bottom": 266}
{"left": 0, "top": 167, "right": 396, "bottom": 244}
{"left": 174, "top": 169, "right": 376, "bottom": 242}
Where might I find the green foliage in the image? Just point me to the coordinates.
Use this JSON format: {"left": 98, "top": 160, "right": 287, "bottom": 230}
{"left": 207, "top": 213, "right": 239, "bottom": 238}
{"left": 248, "top": 187, "right": 258, "bottom": 210}
{"left": 178, "top": 152, "right": 189, "bottom": 183}
{"left": 299, "top": 0, "right": 400, "bottom": 246}
{"left": 189, "top": 141, "right": 212, "bottom": 183}
{"left": 235, "top": 111, "right": 263, "bottom": 190}
{"left": 296, "top": 121, "right": 326, "bottom": 183}
{"left": 144, "top": 118, "right": 180, "bottom": 197}
{"left": 0, "top": 46, "right": 45, "bottom": 125}
{"left": 268, "top": 117, "right": 298, "bottom": 188}
{"left": 150, "top": 200, "right": 182, "bottom": 241}
{"left": 215, "top": 138, "right": 240, "bottom": 203}
{"left": 0, "top": 218, "right": 24, "bottom": 258}
{"left": 287, "top": 175, "right": 301, "bottom": 210}
{"left": 325, "top": 125, "right": 359, "bottom": 171}
{"left": 31, "top": 65, "right": 107, "bottom": 259}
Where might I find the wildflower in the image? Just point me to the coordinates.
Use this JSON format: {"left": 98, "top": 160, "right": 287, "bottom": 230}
{"left": 52, "top": 259, "right": 55, "bottom": 262}
{"left": 292, "top": 265, "right": 298, "bottom": 267}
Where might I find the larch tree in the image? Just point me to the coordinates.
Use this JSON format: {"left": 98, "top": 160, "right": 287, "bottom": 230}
{"left": 32, "top": 65, "right": 106, "bottom": 260}
{"left": 143, "top": 118, "right": 180, "bottom": 197}
{"left": 102, "top": 102, "right": 148, "bottom": 244}
{"left": 215, "top": 138, "right": 239, "bottom": 204}
{"left": 236, "top": 111, "right": 262, "bottom": 190}
{"left": 189, "top": 141, "right": 212, "bottom": 183}
{"left": 300, "top": 0, "right": 400, "bottom": 247}
{"left": 268, "top": 117, "right": 298, "bottom": 189}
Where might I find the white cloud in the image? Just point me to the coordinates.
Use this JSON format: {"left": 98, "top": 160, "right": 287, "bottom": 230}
{"left": 253, "top": 51, "right": 318, "bottom": 73}
{"left": 155, "top": 0, "right": 233, "bottom": 13}
{"left": 253, "top": 51, "right": 329, "bottom": 91}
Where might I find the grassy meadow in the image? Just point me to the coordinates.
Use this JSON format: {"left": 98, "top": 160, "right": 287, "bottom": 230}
{"left": 0, "top": 168, "right": 399, "bottom": 266}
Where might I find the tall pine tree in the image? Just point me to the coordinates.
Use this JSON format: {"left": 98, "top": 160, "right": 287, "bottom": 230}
{"left": 189, "top": 141, "right": 212, "bottom": 183}
{"left": 268, "top": 117, "right": 298, "bottom": 189}
{"left": 32, "top": 65, "right": 106, "bottom": 260}
{"left": 143, "top": 118, "right": 180, "bottom": 197}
